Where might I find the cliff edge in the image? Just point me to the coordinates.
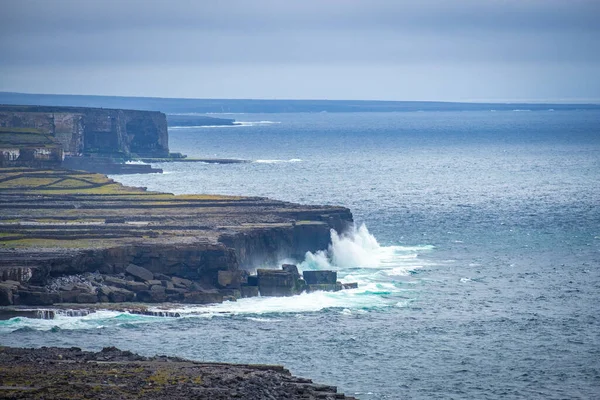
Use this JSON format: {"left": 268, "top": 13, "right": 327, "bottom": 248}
{"left": 0, "top": 168, "right": 353, "bottom": 307}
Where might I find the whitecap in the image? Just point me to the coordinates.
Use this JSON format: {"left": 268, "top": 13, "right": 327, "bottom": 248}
{"left": 255, "top": 159, "right": 302, "bottom": 164}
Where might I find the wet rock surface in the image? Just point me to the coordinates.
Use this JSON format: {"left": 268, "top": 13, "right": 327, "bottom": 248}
{"left": 0, "top": 346, "right": 357, "bottom": 399}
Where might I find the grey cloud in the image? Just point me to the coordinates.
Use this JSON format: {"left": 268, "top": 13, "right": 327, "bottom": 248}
{"left": 2, "top": 0, "right": 599, "bottom": 34}
{"left": 0, "top": 0, "right": 599, "bottom": 101}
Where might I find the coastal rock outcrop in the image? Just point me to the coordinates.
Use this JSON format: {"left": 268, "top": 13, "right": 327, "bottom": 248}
{"left": 0, "top": 168, "right": 354, "bottom": 307}
{"left": 0, "top": 346, "right": 358, "bottom": 399}
{"left": 0, "top": 104, "right": 168, "bottom": 172}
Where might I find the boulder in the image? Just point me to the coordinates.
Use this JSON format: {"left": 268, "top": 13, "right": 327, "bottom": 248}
{"left": 257, "top": 269, "right": 297, "bottom": 297}
{"left": 282, "top": 264, "right": 300, "bottom": 279}
{"left": 136, "top": 285, "right": 167, "bottom": 303}
{"left": 125, "top": 281, "right": 148, "bottom": 292}
{"left": 162, "top": 280, "right": 175, "bottom": 290}
{"left": 240, "top": 286, "right": 259, "bottom": 298}
{"left": 103, "top": 276, "right": 128, "bottom": 289}
{"left": 182, "top": 291, "right": 223, "bottom": 304}
{"left": 0, "top": 284, "right": 14, "bottom": 306}
{"left": 217, "top": 270, "right": 240, "bottom": 288}
{"left": 125, "top": 264, "right": 154, "bottom": 282}
{"left": 342, "top": 282, "right": 358, "bottom": 290}
{"left": 153, "top": 273, "right": 171, "bottom": 281}
{"left": 15, "top": 290, "right": 59, "bottom": 306}
{"left": 75, "top": 293, "right": 98, "bottom": 303}
{"left": 146, "top": 280, "right": 163, "bottom": 287}
{"left": 97, "top": 285, "right": 114, "bottom": 297}
{"left": 171, "top": 276, "right": 193, "bottom": 289}
{"left": 219, "top": 289, "right": 241, "bottom": 299}
{"left": 149, "top": 285, "right": 167, "bottom": 302}
{"left": 306, "top": 283, "right": 342, "bottom": 293}
{"left": 60, "top": 290, "right": 84, "bottom": 303}
{"left": 246, "top": 275, "right": 258, "bottom": 286}
{"left": 135, "top": 290, "right": 153, "bottom": 303}
{"left": 109, "top": 288, "right": 135, "bottom": 303}
{"left": 303, "top": 270, "right": 337, "bottom": 285}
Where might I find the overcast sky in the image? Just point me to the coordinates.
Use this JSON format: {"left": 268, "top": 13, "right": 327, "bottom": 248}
{"left": 1, "top": 0, "right": 599, "bottom": 102}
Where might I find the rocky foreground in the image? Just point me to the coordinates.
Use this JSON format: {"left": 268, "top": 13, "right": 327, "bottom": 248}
{"left": 0, "top": 346, "right": 356, "bottom": 399}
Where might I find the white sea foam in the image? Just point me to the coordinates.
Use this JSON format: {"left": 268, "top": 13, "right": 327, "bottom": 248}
{"left": 0, "top": 310, "right": 165, "bottom": 333}
{"left": 0, "top": 224, "right": 434, "bottom": 331}
{"left": 255, "top": 159, "right": 302, "bottom": 164}
{"left": 300, "top": 224, "right": 433, "bottom": 271}
{"left": 170, "top": 121, "right": 280, "bottom": 129}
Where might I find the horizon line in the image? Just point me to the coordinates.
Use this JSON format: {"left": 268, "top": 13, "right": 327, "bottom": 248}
{"left": 1, "top": 90, "right": 599, "bottom": 106}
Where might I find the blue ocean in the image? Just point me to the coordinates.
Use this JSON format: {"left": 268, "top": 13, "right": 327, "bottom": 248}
{"left": 2, "top": 109, "right": 600, "bottom": 399}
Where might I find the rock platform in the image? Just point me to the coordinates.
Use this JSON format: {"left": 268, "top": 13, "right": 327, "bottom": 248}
{"left": 0, "top": 346, "right": 357, "bottom": 399}
{"left": 0, "top": 168, "right": 354, "bottom": 308}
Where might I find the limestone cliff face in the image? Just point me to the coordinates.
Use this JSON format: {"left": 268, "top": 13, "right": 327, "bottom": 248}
{"left": 0, "top": 105, "right": 169, "bottom": 166}
{"left": 218, "top": 209, "right": 354, "bottom": 269}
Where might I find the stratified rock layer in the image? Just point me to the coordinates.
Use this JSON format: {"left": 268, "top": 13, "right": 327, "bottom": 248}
{"left": 0, "top": 168, "right": 353, "bottom": 306}
{"left": 0, "top": 346, "right": 357, "bottom": 399}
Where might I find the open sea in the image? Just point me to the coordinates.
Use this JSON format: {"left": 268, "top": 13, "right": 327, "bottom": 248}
{"left": 2, "top": 109, "right": 600, "bottom": 399}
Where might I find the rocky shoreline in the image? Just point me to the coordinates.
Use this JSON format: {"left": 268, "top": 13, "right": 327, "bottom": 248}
{"left": 0, "top": 168, "right": 355, "bottom": 312}
{"left": 0, "top": 346, "right": 357, "bottom": 399}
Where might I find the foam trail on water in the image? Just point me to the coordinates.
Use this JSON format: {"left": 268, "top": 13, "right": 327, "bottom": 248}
{"left": 255, "top": 159, "right": 302, "bottom": 164}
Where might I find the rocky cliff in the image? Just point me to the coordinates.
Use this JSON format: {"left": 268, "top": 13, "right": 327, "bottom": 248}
{"left": 0, "top": 105, "right": 169, "bottom": 168}
{"left": 0, "top": 168, "right": 353, "bottom": 307}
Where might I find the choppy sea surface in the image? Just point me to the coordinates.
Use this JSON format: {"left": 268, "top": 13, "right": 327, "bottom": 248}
{"left": 2, "top": 110, "right": 600, "bottom": 399}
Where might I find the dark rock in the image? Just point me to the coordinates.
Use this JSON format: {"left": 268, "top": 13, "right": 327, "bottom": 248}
{"left": 257, "top": 269, "right": 297, "bottom": 297}
{"left": 135, "top": 285, "right": 167, "bottom": 302}
{"left": 165, "top": 287, "right": 187, "bottom": 295}
{"left": 282, "top": 264, "right": 300, "bottom": 278}
{"left": 103, "top": 276, "right": 128, "bottom": 289}
{"left": 166, "top": 292, "right": 184, "bottom": 302}
{"left": 154, "top": 273, "right": 171, "bottom": 281}
{"left": 219, "top": 289, "right": 241, "bottom": 299}
{"left": 146, "top": 279, "right": 163, "bottom": 287}
{"left": 105, "top": 217, "right": 125, "bottom": 224}
{"left": 217, "top": 270, "right": 240, "bottom": 288}
{"left": 171, "top": 276, "right": 193, "bottom": 288}
{"left": 0, "top": 345, "right": 357, "bottom": 399}
{"left": 135, "top": 290, "right": 153, "bottom": 302}
{"left": 0, "top": 284, "right": 14, "bottom": 306}
{"left": 108, "top": 288, "right": 135, "bottom": 302}
{"left": 59, "top": 283, "right": 76, "bottom": 292}
{"left": 97, "top": 285, "right": 114, "bottom": 296}
{"left": 125, "top": 264, "right": 154, "bottom": 282}
{"left": 162, "top": 280, "right": 175, "bottom": 290}
{"left": 125, "top": 281, "right": 148, "bottom": 292}
{"left": 303, "top": 270, "right": 337, "bottom": 285}
{"left": 98, "top": 294, "right": 109, "bottom": 302}
{"left": 60, "top": 290, "right": 84, "bottom": 303}
{"left": 342, "top": 282, "right": 358, "bottom": 290}
{"left": 182, "top": 291, "right": 223, "bottom": 304}
{"left": 149, "top": 285, "right": 167, "bottom": 302}
{"left": 306, "top": 283, "right": 342, "bottom": 293}
{"left": 75, "top": 293, "right": 98, "bottom": 303}
{"left": 16, "top": 290, "right": 59, "bottom": 306}
{"left": 246, "top": 275, "right": 259, "bottom": 286}
{"left": 240, "top": 285, "right": 259, "bottom": 298}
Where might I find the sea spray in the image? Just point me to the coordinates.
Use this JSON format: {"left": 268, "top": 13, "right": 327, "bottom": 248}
{"left": 300, "top": 223, "right": 421, "bottom": 271}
